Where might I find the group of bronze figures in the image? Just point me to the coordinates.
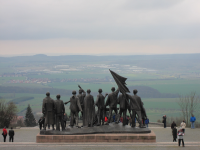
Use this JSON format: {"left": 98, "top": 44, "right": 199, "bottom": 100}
{"left": 42, "top": 85, "right": 147, "bottom": 131}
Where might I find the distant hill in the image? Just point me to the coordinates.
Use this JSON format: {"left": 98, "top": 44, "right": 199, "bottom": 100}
{"left": 0, "top": 53, "right": 200, "bottom": 71}
{"left": 128, "top": 86, "right": 179, "bottom": 98}
{"left": 0, "top": 85, "right": 179, "bottom": 98}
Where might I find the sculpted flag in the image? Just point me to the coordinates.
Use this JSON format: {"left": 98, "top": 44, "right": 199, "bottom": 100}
{"left": 109, "top": 69, "right": 130, "bottom": 95}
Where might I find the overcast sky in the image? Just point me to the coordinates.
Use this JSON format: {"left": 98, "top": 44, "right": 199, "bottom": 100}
{"left": 0, "top": 0, "right": 200, "bottom": 56}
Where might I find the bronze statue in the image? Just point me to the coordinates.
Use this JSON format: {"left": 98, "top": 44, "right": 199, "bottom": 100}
{"left": 54, "top": 94, "right": 65, "bottom": 131}
{"left": 83, "top": 89, "right": 95, "bottom": 127}
{"left": 117, "top": 94, "right": 131, "bottom": 126}
{"left": 65, "top": 91, "right": 82, "bottom": 127}
{"left": 141, "top": 102, "right": 147, "bottom": 126}
{"left": 94, "top": 89, "right": 108, "bottom": 126}
{"left": 105, "top": 87, "right": 119, "bottom": 124}
{"left": 42, "top": 92, "right": 55, "bottom": 130}
{"left": 127, "top": 89, "right": 145, "bottom": 128}
{"left": 77, "top": 85, "right": 86, "bottom": 117}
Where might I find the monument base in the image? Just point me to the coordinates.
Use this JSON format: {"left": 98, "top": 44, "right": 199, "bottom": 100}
{"left": 36, "top": 131, "right": 156, "bottom": 143}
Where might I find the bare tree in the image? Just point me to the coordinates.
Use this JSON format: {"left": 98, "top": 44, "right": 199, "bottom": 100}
{"left": 0, "top": 99, "right": 18, "bottom": 128}
{"left": 177, "top": 92, "right": 200, "bottom": 127}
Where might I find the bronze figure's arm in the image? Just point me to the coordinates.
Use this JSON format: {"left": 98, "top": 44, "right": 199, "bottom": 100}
{"left": 64, "top": 100, "right": 71, "bottom": 105}
{"left": 78, "top": 84, "right": 86, "bottom": 97}
{"left": 104, "top": 93, "right": 108, "bottom": 98}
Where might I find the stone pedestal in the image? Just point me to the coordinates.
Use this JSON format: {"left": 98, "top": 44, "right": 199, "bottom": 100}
{"left": 36, "top": 131, "right": 156, "bottom": 143}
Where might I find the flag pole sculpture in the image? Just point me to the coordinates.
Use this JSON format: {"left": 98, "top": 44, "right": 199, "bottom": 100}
{"left": 40, "top": 69, "right": 150, "bottom": 136}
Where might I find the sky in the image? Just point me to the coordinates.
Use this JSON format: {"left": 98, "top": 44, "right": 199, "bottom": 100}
{"left": 0, "top": 0, "right": 200, "bottom": 56}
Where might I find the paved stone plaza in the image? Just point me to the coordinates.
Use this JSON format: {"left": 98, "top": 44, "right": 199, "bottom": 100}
{"left": 1, "top": 127, "right": 200, "bottom": 149}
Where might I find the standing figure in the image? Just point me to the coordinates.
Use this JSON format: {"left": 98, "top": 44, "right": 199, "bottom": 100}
{"left": 83, "top": 89, "right": 95, "bottom": 127}
{"left": 9, "top": 127, "right": 14, "bottom": 142}
{"left": 145, "top": 118, "right": 149, "bottom": 127}
{"left": 94, "top": 89, "right": 108, "bottom": 126}
{"left": 127, "top": 89, "right": 144, "bottom": 128}
{"left": 171, "top": 121, "right": 177, "bottom": 135}
{"left": 117, "top": 94, "right": 131, "bottom": 126}
{"left": 54, "top": 94, "right": 65, "bottom": 131}
{"left": 163, "top": 115, "right": 167, "bottom": 128}
{"left": 173, "top": 126, "right": 177, "bottom": 142}
{"left": 42, "top": 92, "right": 55, "bottom": 130}
{"left": 38, "top": 117, "right": 44, "bottom": 130}
{"left": 180, "top": 120, "right": 186, "bottom": 133}
{"left": 105, "top": 87, "right": 119, "bottom": 124}
{"left": 190, "top": 115, "right": 196, "bottom": 129}
{"left": 178, "top": 129, "right": 185, "bottom": 147}
{"left": 65, "top": 91, "right": 82, "bottom": 127}
{"left": 2, "top": 127, "right": 7, "bottom": 142}
{"left": 77, "top": 85, "right": 86, "bottom": 118}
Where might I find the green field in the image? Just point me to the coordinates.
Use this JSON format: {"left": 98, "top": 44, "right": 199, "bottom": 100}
{"left": 1, "top": 54, "right": 200, "bottom": 122}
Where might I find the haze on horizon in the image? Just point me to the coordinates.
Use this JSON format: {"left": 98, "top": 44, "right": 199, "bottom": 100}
{"left": 0, "top": 0, "right": 200, "bottom": 56}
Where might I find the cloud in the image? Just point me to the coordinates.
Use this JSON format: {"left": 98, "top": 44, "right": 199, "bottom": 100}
{"left": 0, "top": 0, "right": 200, "bottom": 40}
{"left": 1, "top": 38, "right": 200, "bottom": 56}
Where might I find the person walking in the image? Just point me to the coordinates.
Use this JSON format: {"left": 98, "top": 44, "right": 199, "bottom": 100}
{"left": 172, "top": 126, "right": 177, "bottom": 142}
{"left": 145, "top": 118, "right": 149, "bottom": 127}
{"left": 190, "top": 115, "right": 196, "bottom": 129}
{"left": 180, "top": 120, "right": 186, "bottom": 133}
{"left": 177, "top": 129, "right": 185, "bottom": 147}
{"left": 171, "top": 121, "right": 176, "bottom": 135}
{"left": 162, "top": 115, "right": 167, "bottom": 128}
{"left": 2, "top": 127, "right": 7, "bottom": 142}
{"left": 9, "top": 127, "right": 14, "bottom": 142}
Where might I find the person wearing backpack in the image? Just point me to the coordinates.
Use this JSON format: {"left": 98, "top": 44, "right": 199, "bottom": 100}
{"left": 2, "top": 127, "right": 7, "bottom": 142}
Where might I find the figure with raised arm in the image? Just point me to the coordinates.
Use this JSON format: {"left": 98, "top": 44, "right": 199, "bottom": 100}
{"left": 77, "top": 85, "right": 86, "bottom": 117}
{"left": 65, "top": 91, "right": 82, "bottom": 127}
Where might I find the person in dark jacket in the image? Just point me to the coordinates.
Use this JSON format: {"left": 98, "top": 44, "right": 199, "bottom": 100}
{"left": 9, "top": 127, "right": 14, "bottom": 142}
{"left": 2, "top": 127, "right": 7, "bottom": 142}
{"left": 163, "top": 115, "right": 167, "bottom": 128}
{"left": 171, "top": 121, "right": 177, "bottom": 135}
{"left": 172, "top": 126, "right": 177, "bottom": 142}
{"left": 38, "top": 117, "right": 44, "bottom": 130}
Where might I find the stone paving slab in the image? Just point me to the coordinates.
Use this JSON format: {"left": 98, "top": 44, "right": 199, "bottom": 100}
{"left": 0, "top": 142, "right": 200, "bottom": 146}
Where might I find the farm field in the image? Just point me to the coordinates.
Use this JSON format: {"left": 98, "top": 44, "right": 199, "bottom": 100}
{"left": 0, "top": 54, "right": 200, "bottom": 122}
